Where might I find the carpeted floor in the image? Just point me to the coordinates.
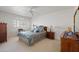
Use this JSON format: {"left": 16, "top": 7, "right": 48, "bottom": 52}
{"left": 0, "top": 37, "right": 60, "bottom": 52}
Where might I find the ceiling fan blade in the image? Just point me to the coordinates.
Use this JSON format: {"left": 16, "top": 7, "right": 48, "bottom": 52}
{"left": 28, "top": 6, "right": 40, "bottom": 17}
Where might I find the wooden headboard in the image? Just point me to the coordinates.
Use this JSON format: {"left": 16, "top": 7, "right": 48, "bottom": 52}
{"left": 44, "top": 26, "right": 47, "bottom": 32}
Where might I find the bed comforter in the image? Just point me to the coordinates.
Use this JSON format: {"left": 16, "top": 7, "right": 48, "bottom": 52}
{"left": 18, "top": 31, "right": 46, "bottom": 46}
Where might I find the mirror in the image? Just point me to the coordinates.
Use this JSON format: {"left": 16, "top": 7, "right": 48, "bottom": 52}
{"left": 75, "top": 8, "right": 79, "bottom": 32}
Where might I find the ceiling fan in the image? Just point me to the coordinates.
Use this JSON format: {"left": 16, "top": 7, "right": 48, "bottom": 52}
{"left": 29, "top": 6, "right": 39, "bottom": 17}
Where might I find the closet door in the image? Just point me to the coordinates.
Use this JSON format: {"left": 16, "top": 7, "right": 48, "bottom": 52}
{"left": 0, "top": 23, "right": 7, "bottom": 42}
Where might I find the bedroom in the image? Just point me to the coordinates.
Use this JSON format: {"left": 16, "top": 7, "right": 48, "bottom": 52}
{"left": 0, "top": 6, "right": 78, "bottom": 52}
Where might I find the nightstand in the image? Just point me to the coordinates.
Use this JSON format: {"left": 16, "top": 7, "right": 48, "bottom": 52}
{"left": 47, "top": 32, "right": 55, "bottom": 39}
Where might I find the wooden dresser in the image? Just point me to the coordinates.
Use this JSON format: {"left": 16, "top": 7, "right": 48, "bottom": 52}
{"left": 61, "top": 36, "right": 79, "bottom": 52}
{"left": 47, "top": 32, "right": 55, "bottom": 39}
{"left": 0, "top": 23, "right": 7, "bottom": 43}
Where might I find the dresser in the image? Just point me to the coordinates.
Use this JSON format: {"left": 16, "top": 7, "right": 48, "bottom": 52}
{"left": 47, "top": 32, "right": 55, "bottom": 39}
{"left": 61, "top": 36, "right": 79, "bottom": 52}
{"left": 0, "top": 23, "right": 7, "bottom": 43}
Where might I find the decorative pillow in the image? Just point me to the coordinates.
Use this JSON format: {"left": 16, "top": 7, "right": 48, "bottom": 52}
{"left": 33, "top": 27, "right": 39, "bottom": 33}
{"left": 38, "top": 25, "right": 44, "bottom": 32}
{"left": 31, "top": 25, "right": 38, "bottom": 32}
{"left": 31, "top": 25, "right": 44, "bottom": 32}
{"left": 31, "top": 27, "right": 36, "bottom": 32}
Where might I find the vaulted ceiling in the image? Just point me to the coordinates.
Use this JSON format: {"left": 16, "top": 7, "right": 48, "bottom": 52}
{"left": 0, "top": 6, "right": 75, "bottom": 18}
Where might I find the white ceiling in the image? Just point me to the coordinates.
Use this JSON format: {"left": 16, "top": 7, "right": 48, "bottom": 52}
{"left": 0, "top": 6, "right": 75, "bottom": 18}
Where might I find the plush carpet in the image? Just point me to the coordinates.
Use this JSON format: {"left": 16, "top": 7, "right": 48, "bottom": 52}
{"left": 0, "top": 37, "right": 60, "bottom": 52}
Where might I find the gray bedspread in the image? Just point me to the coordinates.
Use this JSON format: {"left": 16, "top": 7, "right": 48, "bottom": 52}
{"left": 18, "top": 31, "right": 46, "bottom": 46}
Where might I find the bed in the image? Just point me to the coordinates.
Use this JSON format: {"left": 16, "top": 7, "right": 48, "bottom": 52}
{"left": 18, "top": 26, "right": 47, "bottom": 46}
